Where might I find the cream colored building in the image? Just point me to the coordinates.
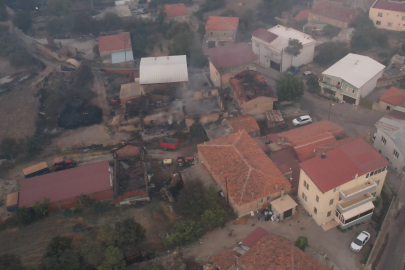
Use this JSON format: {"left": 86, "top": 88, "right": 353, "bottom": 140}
{"left": 298, "top": 139, "right": 389, "bottom": 229}
{"left": 370, "top": 0, "right": 405, "bottom": 31}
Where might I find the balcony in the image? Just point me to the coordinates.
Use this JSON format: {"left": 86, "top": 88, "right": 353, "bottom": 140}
{"left": 337, "top": 192, "right": 374, "bottom": 213}
{"left": 339, "top": 179, "right": 377, "bottom": 201}
{"left": 319, "top": 81, "right": 343, "bottom": 93}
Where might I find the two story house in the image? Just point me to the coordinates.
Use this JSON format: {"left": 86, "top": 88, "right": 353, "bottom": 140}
{"left": 251, "top": 25, "right": 316, "bottom": 73}
{"left": 164, "top": 3, "right": 190, "bottom": 23}
{"left": 374, "top": 106, "right": 405, "bottom": 172}
{"left": 370, "top": 0, "right": 405, "bottom": 31}
{"left": 204, "top": 16, "right": 239, "bottom": 48}
{"left": 298, "top": 139, "right": 389, "bottom": 229}
{"left": 320, "top": 53, "right": 385, "bottom": 105}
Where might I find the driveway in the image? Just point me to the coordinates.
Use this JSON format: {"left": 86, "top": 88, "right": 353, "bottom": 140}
{"left": 183, "top": 205, "right": 369, "bottom": 270}
{"left": 300, "top": 91, "right": 385, "bottom": 137}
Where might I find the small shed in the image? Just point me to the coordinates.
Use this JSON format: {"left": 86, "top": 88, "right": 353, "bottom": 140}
{"left": 120, "top": 81, "right": 144, "bottom": 104}
{"left": 6, "top": 192, "right": 18, "bottom": 212}
{"left": 265, "top": 110, "right": 284, "bottom": 128}
{"left": 23, "top": 162, "right": 49, "bottom": 178}
{"left": 270, "top": 194, "right": 297, "bottom": 220}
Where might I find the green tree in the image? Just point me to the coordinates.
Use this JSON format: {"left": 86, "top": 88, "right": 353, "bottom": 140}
{"left": 99, "top": 246, "right": 125, "bottom": 270}
{"left": 314, "top": 42, "right": 349, "bottom": 66}
{"left": 293, "top": 19, "right": 307, "bottom": 31}
{"left": 42, "top": 236, "right": 84, "bottom": 270}
{"left": 13, "top": 11, "right": 32, "bottom": 33}
{"left": 72, "top": 65, "right": 94, "bottom": 88}
{"left": 20, "top": 136, "right": 44, "bottom": 156}
{"left": 257, "top": 0, "right": 292, "bottom": 25}
{"left": 72, "top": 13, "right": 97, "bottom": 35}
{"left": 201, "top": 208, "right": 227, "bottom": 229}
{"left": 241, "top": 9, "right": 256, "bottom": 29}
{"left": 295, "top": 236, "right": 308, "bottom": 251}
{"left": 15, "top": 207, "right": 35, "bottom": 226}
{"left": 46, "top": 0, "right": 72, "bottom": 17}
{"left": 197, "top": 23, "right": 205, "bottom": 36}
{"left": 169, "top": 31, "right": 195, "bottom": 56}
{"left": 98, "top": 224, "right": 119, "bottom": 246}
{"left": 220, "top": 9, "right": 237, "bottom": 17}
{"left": 351, "top": 32, "right": 373, "bottom": 53}
{"left": 9, "top": 50, "right": 34, "bottom": 68}
{"left": 0, "top": 35, "right": 21, "bottom": 57}
{"left": 46, "top": 17, "right": 71, "bottom": 35}
{"left": 33, "top": 197, "right": 50, "bottom": 218}
{"left": 285, "top": 38, "right": 303, "bottom": 67}
{"left": 0, "top": 137, "right": 19, "bottom": 159}
{"left": 306, "top": 75, "right": 320, "bottom": 94}
{"left": 0, "top": 254, "right": 24, "bottom": 270}
{"left": 115, "top": 218, "right": 146, "bottom": 252}
{"left": 166, "top": 22, "right": 190, "bottom": 39}
{"left": 73, "top": 233, "right": 106, "bottom": 268}
{"left": 276, "top": 73, "right": 304, "bottom": 102}
{"left": 163, "top": 221, "right": 203, "bottom": 246}
{"left": 322, "top": 24, "right": 341, "bottom": 38}
{"left": 101, "top": 12, "right": 123, "bottom": 31}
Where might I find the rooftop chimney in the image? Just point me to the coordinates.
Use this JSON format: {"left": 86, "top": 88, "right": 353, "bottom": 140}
{"left": 321, "top": 152, "right": 327, "bottom": 159}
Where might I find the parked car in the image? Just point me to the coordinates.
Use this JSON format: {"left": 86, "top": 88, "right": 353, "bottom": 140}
{"left": 350, "top": 231, "right": 370, "bottom": 253}
{"left": 303, "top": 71, "right": 316, "bottom": 76}
{"left": 292, "top": 115, "right": 312, "bottom": 126}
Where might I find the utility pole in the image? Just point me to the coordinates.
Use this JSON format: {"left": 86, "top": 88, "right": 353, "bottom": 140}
{"left": 328, "top": 102, "right": 334, "bottom": 121}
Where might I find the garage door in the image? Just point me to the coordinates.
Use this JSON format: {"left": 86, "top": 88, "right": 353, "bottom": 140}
{"left": 283, "top": 208, "right": 293, "bottom": 219}
{"left": 343, "top": 95, "right": 356, "bottom": 105}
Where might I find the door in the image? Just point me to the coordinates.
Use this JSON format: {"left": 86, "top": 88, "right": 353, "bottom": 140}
{"left": 343, "top": 95, "right": 356, "bottom": 104}
{"left": 284, "top": 208, "right": 293, "bottom": 219}
{"left": 270, "top": 61, "right": 281, "bottom": 71}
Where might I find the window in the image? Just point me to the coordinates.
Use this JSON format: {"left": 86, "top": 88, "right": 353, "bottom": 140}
{"left": 378, "top": 168, "right": 382, "bottom": 174}
{"left": 329, "top": 199, "right": 334, "bottom": 205}
{"left": 372, "top": 192, "right": 376, "bottom": 197}
{"left": 376, "top": 20, "right": 381, "bottom": 25}
{"left": 259, "top": 198, "right": 264, "bottom": 203}
{"left": 366, "top": 173, "right": 370, "bottom": 178}
{"left": 378, "top": 12, "right": 383, "bottom": 17}
{"left": 383, "top": 166, "right": 386, "bottom": 172}
{"left": 304, "top": 180, "right": 309, "bottom": 190}
{"left": 327, "top": 211, "right": 331, "bottom": 217}
{"left": 376, "top": 180, "right": 380, "bottom": 185}
{"left": 302, "top": 192, "right": 307, "bottom": 202}
{"left": 314, "top": 207, "right": 317, "bottom": 214}
{"left": 346, "top": 86, "right": 354, "bottom": 93}
{"left": 387, "top": 106, "right": 391, "bottom": 110}
{"left": 316, "top": 195, "right": 319, "bottom": 202}
{"left": 402, "top": 16, "right": 405, "bottom": 20}
{"left": 371, "top": 171, "right": 374, "bottom": 176}
{"left": 388, "top": 22, "right": 393, "bottom": 27}
{"left": 381, "top": 136, "right": 387, "bottom": 145}
{"left": 394, "top": 149, "right": 400, "bottom": 158}
{"left": 267, "top": 196, "right": 271, "bottom": 201}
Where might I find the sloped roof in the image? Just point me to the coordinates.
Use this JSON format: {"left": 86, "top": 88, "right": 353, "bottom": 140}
{"left": 98, "top": 32, "right": 131, "bottom": 53}
{"left": 227, "top": 115, "right": 260, "bottom": 134}
{"left": 267, "top": 25, "right": 316, "bottom": 51}
{"left": 322, "top": 53, "right": 385, "bottom": 88}
{"left": 375, "top": 106, "right": 405, "bottom": 156}
{"left": 310, "top": 4, "right": 357, "bottom": 23}
{"left": 206, "top": 16, "right": 239, "bottom": 31}
{"left": 19, "top": 161, "right": 111, "bottom": 208}
{"left": 237, "top": 233, "right": 329, "bottom": 270}
{"left": 300, "top": 140, "right": 390, "bottom": 193}
{"left": 293, "top": 132, "right": 337, "bottom": 162}
{"left": 372, "top": 0, "right": 405, "bottom": 12}
{"left": 251, "top": 28, "right": 278, "bottom": 44}
{"left": 211, "top": 249, "right": 239, "bottom": 269}
{"left": 198, "top": 131, "right": 291, "bottom": 206}
{"left": 164, "top": 3, "right": 189, "bottom": 17}
{"left": 295, "top": 10, "right": 310, "bottom": 21}
{"left": 207, "top": 43, "right": 258, "bottom": 69}
{"left": 379, "top": 87, "right": 405, "bottom": 107}
{"left": 140, "top": 55, "right": 188, "bottom": 84}
{"left": 241, "top": 227, "right": 269, "bottom": 248}
{"left": 120, "top": 82, "right": 143, "bottom": 101}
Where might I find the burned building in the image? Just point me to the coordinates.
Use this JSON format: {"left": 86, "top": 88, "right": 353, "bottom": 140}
{"left": 229, "top": 70, "right": 278, "bottom": 115}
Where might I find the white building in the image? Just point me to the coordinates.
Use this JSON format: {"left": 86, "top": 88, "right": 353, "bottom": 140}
{"left": 251, "top": 25, "right": 316, "bottom": 72}
{"left": 374, "top": 106, "right": 405, "bottom": 172}
{"left": 319, "top": 54, "right": 385, "bottom": 105}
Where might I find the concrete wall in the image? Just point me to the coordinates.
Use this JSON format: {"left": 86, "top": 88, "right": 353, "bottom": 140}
{"left": 281, "top": 42, "right": 316, "bottom": 72}
{"left": 239, "top": 96, "right": 275, "bottom": 115}
{"left": 361, "top": 69, "right": 385, "bottom": 98}
{"left": 298, "top": 168, "right": 386, "bottom": 226}
{"left": 370, "top": 7, "right": 405, "bottom": 31}
{"left": 374, "top": 129, "right": 405, "bottom": 172}
{"left": 206, "top": 30, "right": 236, "bottom": 39}
{"left": 309, "top": 12, "right": 349, "bottom": 28}
{"left": 198, "top": 148, "right": 290, "bottom": 217}
{"left": 375, "top": 100, "right": 396, "bottom": 111}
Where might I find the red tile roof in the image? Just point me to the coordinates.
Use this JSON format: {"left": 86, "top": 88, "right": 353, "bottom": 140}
{"left": 379, "top": 87, "right": 405, "bottom": 107}
{"left": 198, "top": 131, "right": 291, "bottom": 206}
{"left": 207, "top": 43, "right": 258, "bottom": 69}
{"left": 98, "top": 32, "right": 131, "bottom": 53}
{"left": 269, "top": 148, "right": 301, "bottom": 188}
{"left": 19, "top": 161, "right": 111, "bottom": 208}
{"left": 310, "top": 4, "right": 357, "bottom": 23}
{"left": 206, "top": 16, "right": 239, "bottom": 31}
{"left": 251, "top": 28, "right": 278, "bottom": 43}
{"left": 164, "top": 3, "right": 189, "bottom": 17}
{"left": 294, "top": 132, "right": 337, "bottom": 162}
{"left": 230, "top": 70, "right": 277, "bottom": 105}
{"left": 211, "top": 249, "right": 239, "bottom": 269}
{"left": 237, "top": 233, "right": 329, "bottom": 270}
{"left": 227, "top": 115, "right": 260, "bottom": 134}
{"left": 300, "top": 140, "right": 390, "bottom": 193}
{"left": 373, "top": 0, "right": 405, "bottom": 12}
{"left": 241, "top": 227, "right": 269, "bottom": 248}
{"left": 277, "top": 121, "right": 344, "bottom": 145}
{"left": 295, "top": 10, "right": 310, "bottom": 21}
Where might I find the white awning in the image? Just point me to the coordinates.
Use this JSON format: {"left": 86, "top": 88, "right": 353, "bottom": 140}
{"left": 342, "top": 201, "right": 374, "bottom": 220}
{"left": 270, "top": 195, "right": 297, "bottom": 214}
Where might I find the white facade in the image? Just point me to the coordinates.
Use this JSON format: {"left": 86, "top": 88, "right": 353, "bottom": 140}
{"left": 374, "top": 129, "right": 405, "bottom": 171}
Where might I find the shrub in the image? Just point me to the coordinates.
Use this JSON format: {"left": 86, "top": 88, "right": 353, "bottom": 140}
{"left": 295, "top": 236, "right": 308, "bottom": 251}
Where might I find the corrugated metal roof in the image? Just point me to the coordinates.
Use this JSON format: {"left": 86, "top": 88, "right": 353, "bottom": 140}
{"left": 140, "top": 55, "right": 188, "bottom": 85}
{"left": 23, "top": 162, "right": 48, "bottom": 176}
{"left": 375, "top": 106, "right": 405, "bottom": 156}
{"left": 111, "top": 50, "right": 134, "bottom": 64}
{"left": 322, "top": 53, "right": 385, "bottom": 88}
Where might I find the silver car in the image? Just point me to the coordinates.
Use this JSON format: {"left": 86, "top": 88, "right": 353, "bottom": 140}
{"left": 292, "top": 115, "right": 312, "bottom": 126}
{"left": 350, "top": 231, "right": 370, "bottom": 253}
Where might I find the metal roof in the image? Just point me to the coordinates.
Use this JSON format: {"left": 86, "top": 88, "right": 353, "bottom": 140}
{"left": 375, "top": 106, "right": 405, "bottom": 156}
{"left": 322, "top": 53, "right": 385, "bottom": 88}
{"left": 23, "top": 162, "right": 48, "bottom": 176}
{"left": 140, "top": 55, "right": 188, "bottom": 85}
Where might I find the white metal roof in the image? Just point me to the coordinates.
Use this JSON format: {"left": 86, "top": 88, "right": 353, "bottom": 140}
{"left": 111, "top": 50, "right": 134, "bottom": 64}
{"left": 267, "top": 25, "right": 316, "bottom": 51}
{"left": 140, "top": 55, "right": 188, "bottom": 85}
{"left": 322, "top": 53, "right": 385, "bottom": 88}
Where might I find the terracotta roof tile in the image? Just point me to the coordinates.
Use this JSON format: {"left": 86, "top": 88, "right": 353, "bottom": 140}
{"left": 237, "top": 233, "right": 329, "bottom": 270}
{"left": 98, "top": 32, "right": 131, "bottom": 53}
{"left": 294, "top": 132, "right": 337, "bottom": 162}
{"left": 164, "top": 3, "right": 189, "bottom": 17}
{"left": 294, "top": 10, "right": 310, "bottom": 21}
{"left": 207, "top": 43, "right": 258, "bottom": 69}
{"left": 241, "top": 227, "right": 269, "bottom": 248}
{"left": 251, "top": 28, "right": 278, "bottom": 43}
{"left": 211, "top": 249, "right": 239, "bottom": 269}
{"left": 206, "top": 16, "right": 239, "bottom": 31}
{"left": 379, "top": 87, "right": 405, "bottom": 107}
{"left": 198, "top": 131, "right": 291, "bottom": 206}
{"left": 373, "top": 0, "right": 405, "bottom": 12}
{"left": 300, "top": 139, "right": 390, "bottom": 193}
{"left": 226, "top": 115, "right": 260, "bottom": 134}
